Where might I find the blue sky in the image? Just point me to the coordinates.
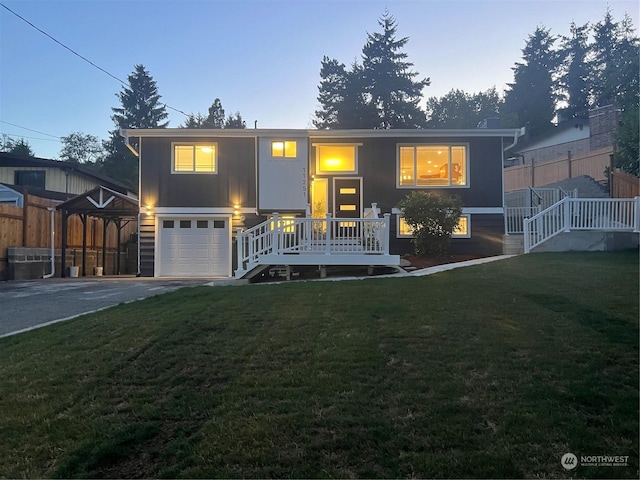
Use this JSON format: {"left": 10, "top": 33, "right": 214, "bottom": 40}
{"left": 1, "top": 0, "right": 638, "bottom": 159}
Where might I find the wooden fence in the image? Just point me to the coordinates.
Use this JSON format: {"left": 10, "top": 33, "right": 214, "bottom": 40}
{"left": 610, "top": 170, "right": 640, "bottom": 198}
{"left": 0, "top": 192, "right": 136, "bottom": 276}
{"left": 505, "top": 147, "right": 613, "bottom": 191}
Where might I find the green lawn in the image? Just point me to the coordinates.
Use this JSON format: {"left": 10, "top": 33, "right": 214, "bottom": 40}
{"left": 0, "top": 251, "right": 638, "bottom": 478}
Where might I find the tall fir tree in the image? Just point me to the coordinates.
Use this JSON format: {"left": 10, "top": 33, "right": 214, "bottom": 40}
{"left": 559, "top": 22, "right": 592, "bottom": 119}
{"left": 203, "top": 99, "right": 226, "bottom": 128}
{"left": 503, "top": 27, "right": 562, "bottom": 138}
{"left": 102, "top": 64, "right": 168, "bottom": 186}
{"left": 314, "top": 12, "right": 428, "bottom": 129}
{"left": 361, "top": 11, "right": 430, "bottom": 128}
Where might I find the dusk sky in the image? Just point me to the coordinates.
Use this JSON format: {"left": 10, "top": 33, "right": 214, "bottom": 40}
{"left": 1, "top": 0, "right": 638, "bottom": 160}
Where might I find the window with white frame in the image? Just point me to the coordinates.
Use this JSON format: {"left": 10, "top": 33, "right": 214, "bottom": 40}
{"left": 397, "top": 213, "right": 470, "bottom": 238}
{"left": 315, "top": 144, "right": 359, "bottom": 174}
{"left": 173, "top": 144, "right": 217, "bottom": 173}
{"left": 398, "top": 145, "right": 467, "bottom": 187}
{"left": 271, "top": 141, "right": 297, "bottom": 158}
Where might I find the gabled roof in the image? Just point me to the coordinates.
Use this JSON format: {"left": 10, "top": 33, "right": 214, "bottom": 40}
{"left": 56, "top": 185, "right": 138, "bottom": 219}
{"left": 0, "top": 152, "right": 135, "bottom": 195}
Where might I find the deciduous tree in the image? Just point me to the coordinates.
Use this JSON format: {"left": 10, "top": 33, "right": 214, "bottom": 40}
{"left": 59, "top": 132, "right": 105, "bottom": 165}
{"left": 426, "top": 88, "right": 502, "bottom": 128}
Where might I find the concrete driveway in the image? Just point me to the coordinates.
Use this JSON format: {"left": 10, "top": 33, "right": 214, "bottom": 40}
{"left": 0, "top": 276, "right": 215, "bottom": 338}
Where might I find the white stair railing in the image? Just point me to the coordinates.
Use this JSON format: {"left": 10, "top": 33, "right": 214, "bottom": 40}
{"left": 524, "top": 196, "right": 640, "bottom": 253}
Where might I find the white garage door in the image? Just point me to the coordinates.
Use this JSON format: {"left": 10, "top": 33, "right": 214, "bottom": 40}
{"left": 158, "top": 218, "right": 230, "bottom": 277}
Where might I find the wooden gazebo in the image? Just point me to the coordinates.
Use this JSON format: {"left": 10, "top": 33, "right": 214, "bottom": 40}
{"left": 56, "top": 185, "right": 138, "bottom": 277}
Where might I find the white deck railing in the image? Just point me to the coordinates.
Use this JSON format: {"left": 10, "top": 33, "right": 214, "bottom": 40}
{"left": 523, "top": 196, "right": 640, "bottom": 253}
{"left": 236, "top": 212, "right": 392, "bottom": 276}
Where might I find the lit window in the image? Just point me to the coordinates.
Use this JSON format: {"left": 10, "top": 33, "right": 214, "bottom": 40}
{"left": 272, "top": 141, "right": 297, "bottom": 158}
{"left": 269, "top": 215, "right": 296, "bottom": 233}
{"left": 316, "top": 144, "right": 358, "bottom": 173}
{"left": 452, "top": 215, "right": 470, "bottom": 238}
{"left": 398, "top": 145, "right": 467, "bottom": 187}
{"left": 398, "top": 216, "right": 415, "bottom": 237}
{"left": 397, "top": 214, "right": 469, "bottom": 238}
{"left": 173, "top": 144, "right": 217, "bottom": 173}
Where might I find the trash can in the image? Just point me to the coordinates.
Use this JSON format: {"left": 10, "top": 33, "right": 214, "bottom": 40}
{"left": 94, "top": 266, "right": 103, "bottom": 276}
{"left": 69, "top": 266, "right": 79, "bottom": 277}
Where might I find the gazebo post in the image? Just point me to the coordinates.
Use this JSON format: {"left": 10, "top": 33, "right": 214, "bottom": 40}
{"left": 81, "top": 214, "right": 87, "bottom": 276}
{"left": 116, "top": 219, "right": 122, "bottom": 275}
{"left": 60, "top": 210, "right": 68, "bottom": 278}
{"left": 102, "top": 218, "right": 108, "bottom": 275}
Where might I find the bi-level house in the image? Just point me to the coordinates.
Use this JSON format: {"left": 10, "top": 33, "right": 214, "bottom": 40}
{"left": 120, "top": 127, "right": 524, "bottom": 278}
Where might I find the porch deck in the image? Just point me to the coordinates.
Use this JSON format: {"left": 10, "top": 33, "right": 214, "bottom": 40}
{"left": 235, "top": 213, "right": 400, "bottom": 278}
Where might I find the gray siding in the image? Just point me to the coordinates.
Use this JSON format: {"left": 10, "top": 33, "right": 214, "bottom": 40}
{"left": 140, "top": 136, "right": 256, "bottom": 208}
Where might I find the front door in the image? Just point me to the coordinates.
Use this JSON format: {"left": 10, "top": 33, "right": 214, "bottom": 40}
{"left": 333, "top": 178, "right": 362, "bottom": 218}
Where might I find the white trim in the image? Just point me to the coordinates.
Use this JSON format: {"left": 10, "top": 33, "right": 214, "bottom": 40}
{"left": 123, "top": 128, "right": 524, "bottom": 139}
{"left": 391, "top": 207, "right": 503, "bottom": 215}
{"left": 154, "top": 213, "right": 233, "bottom": 278}
{"left": 396, "top": 143, "right": 470, "bottom": 189}
{"left": 150, "top": 207, "right": 255, "bottom": 214}
{"left": 462, "top": 207, "right": 504, "bottom": 214}
{"left": 171, "top": 142, "right": 218, "bottom": 174}
{"left": 332, "top": 177, "right": 363, "bottom": 218}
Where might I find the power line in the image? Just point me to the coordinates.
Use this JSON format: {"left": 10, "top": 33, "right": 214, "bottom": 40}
{"left": 1, "top": 132, "right": 62, "bottom": 143}
{"left": 0, "top": 2, "right": 190, "bottom": 118}
{"left": 0, "top": 120, "right": 61, "bottom": 138}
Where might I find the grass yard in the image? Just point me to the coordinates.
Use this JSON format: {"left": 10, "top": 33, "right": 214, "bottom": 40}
{"left": 0, "top": 251, "right": 638, "bottom": 478}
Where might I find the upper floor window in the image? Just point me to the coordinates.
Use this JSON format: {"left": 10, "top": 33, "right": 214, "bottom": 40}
{"left": 271, "top": 141, "right": 297, "bottom": 158}
{"left": 315, "top": 144, "right": 359, "bottom": 174}
{"left": 173, "top": 144, "right": 217, "bottom": 173}
{"left": 398, "top": 145, "right": 467, "bottom": 187}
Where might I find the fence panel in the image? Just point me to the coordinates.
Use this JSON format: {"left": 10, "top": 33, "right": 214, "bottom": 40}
{"left": 611, "top": 170, "right": 639, "bottom": 198}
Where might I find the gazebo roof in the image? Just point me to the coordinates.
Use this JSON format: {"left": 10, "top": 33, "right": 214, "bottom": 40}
{"left": 56, "top": 185, "right": 139, "bottom": 219}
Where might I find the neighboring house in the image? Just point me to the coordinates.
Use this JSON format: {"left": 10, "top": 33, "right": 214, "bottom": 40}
{"left": 506, "top": 105, "right": 619, "bottom": 166}
{"left": 122, "top": 127, "right": 524, "bottom": 278}
{"left": 0, "top": 152, "right": 136, "bottom": 198}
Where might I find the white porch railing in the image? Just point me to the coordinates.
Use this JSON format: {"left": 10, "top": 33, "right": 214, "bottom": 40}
{"left": 235, "top": 212, "right": 393, "bottom": 277}
{"left": 523, "top": 196, "right": 640, "bottom": 253}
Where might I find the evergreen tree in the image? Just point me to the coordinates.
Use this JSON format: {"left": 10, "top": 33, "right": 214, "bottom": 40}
{"left": 426, "top": 88, "right": 502, "bottom": 128}
{"left": 0, "top": 136, "right": 34, "bottom": 156}
{"left": 361, "top": 11, "right": 430, "bottom": 128}
{"left": 313, "top": 12, "right": 428, "bottom": 129}
{"left": 181, "top": 113, "right": 205, "bottom": 128}
{"left": 591, "top": 11, "right": 639, "bottom": 108}
{"left": 503, "top": 27, "right": 562, "bottom": 138}
{"left": 559, "top": 22, "right": 592, "bottom": 119}
{"left": 224, "top": 112, "right": 246, "bottom": 128}
{"left": 203, "top": 98, "right": 226, "bottom": 128}
{"left": 313, "top": 57, "right": 377, "bottom": 129}
{"left": 102, "top": 65, "right": 169, "bottom": 186}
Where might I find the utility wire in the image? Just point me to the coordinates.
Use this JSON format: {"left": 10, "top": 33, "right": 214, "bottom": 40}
{"left": 1, "top": 132, "right": 62, "bottom": 143}
{"left": 0, "top": 2, "right": 190, "bottom": 118}
{"left": 0, "top": 120, "right": 61, "bottom": 138}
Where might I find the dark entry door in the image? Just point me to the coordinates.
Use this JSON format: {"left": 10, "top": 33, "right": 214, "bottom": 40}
{"left": 334, "top": 178, "right": 362, "bottom": 218}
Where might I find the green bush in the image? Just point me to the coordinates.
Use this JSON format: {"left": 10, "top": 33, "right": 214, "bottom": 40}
{"left": 397, "top": 191, "right": 463, "bottom": 256}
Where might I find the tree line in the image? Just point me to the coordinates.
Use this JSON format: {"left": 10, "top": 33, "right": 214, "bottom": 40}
{"left": 2, "top": 8, "right": 637, "bottom": 187}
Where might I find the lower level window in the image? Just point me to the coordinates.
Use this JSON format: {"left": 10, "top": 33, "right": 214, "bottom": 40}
{"left": 397, "top": 214, "right": 470, "bottom": 238}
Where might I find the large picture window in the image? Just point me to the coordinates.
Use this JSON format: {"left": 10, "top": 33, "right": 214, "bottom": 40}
{"left": 172, "top": 144, "right": 217, "bottom": 173}
{"left": 398, "top": 145, "right": 467, "bottom": 187}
